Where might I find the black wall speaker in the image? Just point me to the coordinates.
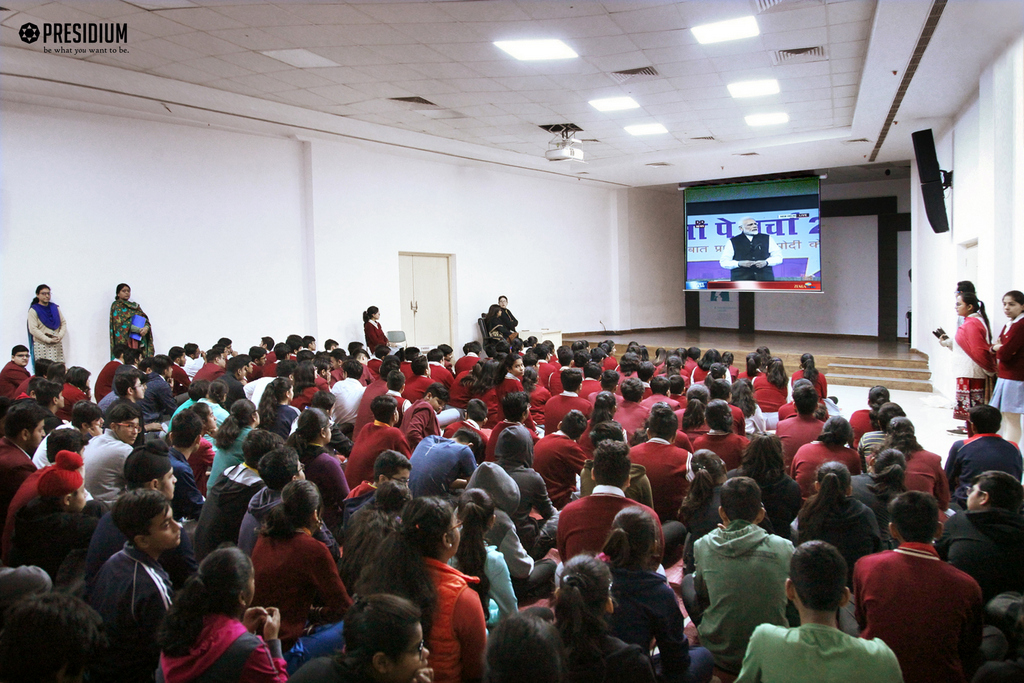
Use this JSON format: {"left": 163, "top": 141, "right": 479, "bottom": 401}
{"left": 912, "top": 128, "right": 950, "bottom": 233}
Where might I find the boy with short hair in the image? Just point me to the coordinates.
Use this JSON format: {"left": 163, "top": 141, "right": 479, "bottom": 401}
{"left": 854, "top": 490, "right": 983, "bottom": 683}
{"left": 89, "top": 489, "right": 180, "bottom": 683}
{"left": 694, "top": 476, "right": 795, "bottom": 674}
{"left": 736, "top": 541, "right": 902, "bottom": 682}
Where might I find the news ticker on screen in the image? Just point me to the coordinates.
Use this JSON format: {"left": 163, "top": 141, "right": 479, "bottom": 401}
{"left": 685, "top": 281, "right": 823, "bottom": 291}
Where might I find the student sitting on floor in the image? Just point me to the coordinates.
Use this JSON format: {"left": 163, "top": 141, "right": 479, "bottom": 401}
{"left": 689, "top": 476, "right": 795, "bottom": 675}
{"left": 693, "top": 399, "right": 749, "bottom": 472}
{"left": 532, "top": 409, "right": 589, "bottom": 509}
{"left": 794, "top": 461, "right": 881, "bottom": 587}
{"left": 735, "top": 541, "right": 902, "bottom": 683}
{"left": 605, "top": 506, "right": 715, "bottom": 683}
{"left": 790, "top": 416, "right": 862, "bottom": 500}
{"left": 854, "top": 490, "right": 983, "bottom": 683}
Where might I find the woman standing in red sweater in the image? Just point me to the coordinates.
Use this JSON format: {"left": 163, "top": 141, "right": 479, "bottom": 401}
{"left": 991, "top": 290, "right": 1024, "bottom": 444}
{"left": 357, "top": 496, "right": 486, "bottom": 683}
{"left": 363, "top": 306, "right": 393, "bottom": 351}
{"left": 251, "top": 479, "right": 352, "bottom": 675}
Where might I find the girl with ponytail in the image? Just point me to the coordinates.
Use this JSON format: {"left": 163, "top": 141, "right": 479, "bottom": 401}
{"left": 580, "top": 391, "right": 618, "bottom": 456}
{"left": 157, "top": 546, "right": 287, "bottom": 682}
{"left": 286, "top": 408, "right": 349, "bottom": 532}
{"left": 880, "top": 417, "right": 950, "bottom": 510}
{"left": 363, "top": 306, "right": 392, "bottom": 350}
{"left": 791, "top": 352, "right": 828, "bottom": 401}
{"left": 795, "top": 462, "right": 881, "bottom": 585}
{"left": 553, "top": 554, "right": 656, "bottom": 683}
{"left": 677, "top": 450, "right": 727, "bottom": 572}
{"left": 258, "top": 377, "right": 299, "bottom": 439}
{"left": 851, "top": 448, "right": 907, "bottom": 548}
{"left": 209, "top": 399, "right": 258, "bottom": 485}
{"left": 251, "top": 480, "right": 351, "bottom": 674}
{"left": 752, "top": 357, "right": 788, "bottom": 429}
{"left": 603, "top": 508, "right": 715, "bottom": 683}
{"left": 453, "top": 488, "right": 517, "bottom": 628}
{"left": 681, "top": 385, "right": 709, "bottom": 443}
{"left": 357, "top": 496, "right": 486, "bottom": 683}
{"left": 939, "top": 290, "right": 997, "bottom": 432}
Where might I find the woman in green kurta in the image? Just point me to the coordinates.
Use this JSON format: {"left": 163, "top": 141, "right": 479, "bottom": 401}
{"left": 109, "top": 282, "right": 153, "bottom": 359}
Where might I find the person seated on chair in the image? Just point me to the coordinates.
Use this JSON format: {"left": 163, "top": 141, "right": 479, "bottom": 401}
{"left": 718, "top": 217, "right": 782, "bottom": 281}
{"left": 486, "top": 295, "right": 519, "bottom": 341}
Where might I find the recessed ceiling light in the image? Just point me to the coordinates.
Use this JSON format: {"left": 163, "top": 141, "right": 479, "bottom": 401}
{"left": 727, "top": 79, "right": 780, "bottom": 98}
{"left": 494, "top": 39, "right": 577, "bottom": 61}
{"left": 260, "top": 49, "right": 340, "bottom": 68}
{"left": 691, "top": 16, "right": 759, "bottom": 45}
{"left": 745, "top": 112, "right": 790, "bottom": 126}
{"left": 625, "top": 123, "right": 668, "bottom": 136}
{"left": 589, "top": 96, "right": 640, "bottom": 112}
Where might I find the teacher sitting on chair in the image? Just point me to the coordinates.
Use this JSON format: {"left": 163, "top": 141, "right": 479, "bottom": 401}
{"left": 486, "top": 295, "right": 518, "bottom": 341}
{"left": 719, "top": 217, "right": 782, "bottom": 281}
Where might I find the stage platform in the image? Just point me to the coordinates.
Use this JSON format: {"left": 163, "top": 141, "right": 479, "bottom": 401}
{"left": 561, "top": 328, "right": 932, "bottom": 392}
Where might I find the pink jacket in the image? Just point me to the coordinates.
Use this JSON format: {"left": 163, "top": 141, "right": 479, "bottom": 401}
{"left": 160, "top": 614, "right": 287, "bottom": 683}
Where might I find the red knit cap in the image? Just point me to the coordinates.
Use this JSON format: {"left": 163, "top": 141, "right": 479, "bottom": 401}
{"left": 38, "top": 450, "right": 85, "bottom": 499}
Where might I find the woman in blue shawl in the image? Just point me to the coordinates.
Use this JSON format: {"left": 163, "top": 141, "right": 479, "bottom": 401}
{"left": 109, "top": 282, "right": 154, "bottom": 359}
{"left": 27, "top": 284, "right": 67, "bottom": 363}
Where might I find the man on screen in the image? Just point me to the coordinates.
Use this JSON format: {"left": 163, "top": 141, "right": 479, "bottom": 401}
{"left": 719, "top": 217, "right": 783, "bottom": 281}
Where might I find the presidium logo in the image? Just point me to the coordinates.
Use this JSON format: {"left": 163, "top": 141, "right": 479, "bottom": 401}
{"left": 19, "top": 21, "right": 129, "bottom": 56}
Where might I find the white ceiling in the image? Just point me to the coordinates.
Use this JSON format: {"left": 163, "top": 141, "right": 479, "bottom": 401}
{"left": 1, "top": 0, "right": 1021, "bottom": 187}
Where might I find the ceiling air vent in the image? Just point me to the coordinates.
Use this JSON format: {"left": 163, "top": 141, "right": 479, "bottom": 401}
{"left": 610, "top": 66, "right": 660, "bottom": 84}
{"left": 770, "top": 46, "right": 827, "bottom": 66}
{"left": 756, "top": 0, "right": 824, "bottom": 13}
{"left": 690, "top": 136, "right": 716, "bottom": 141}
{"left": 733, "top": 152, "right": 760, "bottom": 156}
{"left": 389, "top": 96, "right": 439, "bottom": 107}
{"left": 539, "top": 123, "right": 583, "bottom": 134}
{"left": 646, "top": 162, "right": 673, "bottom": 167}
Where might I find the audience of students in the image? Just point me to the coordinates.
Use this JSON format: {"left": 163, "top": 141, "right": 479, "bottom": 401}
{"left": 11, "top": 327, "right": 1024, "bottom": 683}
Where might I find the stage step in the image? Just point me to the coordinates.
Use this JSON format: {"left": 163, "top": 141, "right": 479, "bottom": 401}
{"left": 828, "top": 356, "right": 930, "bottom": 370}
{"left": 828, "top": 373, "right": 933, "bottom": 392}
{"left": 826, "top": 363, "right": 932, "bottom": 382}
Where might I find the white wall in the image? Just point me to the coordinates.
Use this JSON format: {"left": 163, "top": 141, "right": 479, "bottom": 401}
{"left": 754, "top": 214, "right": 879, "bottom": 336}
{"left": 911, "top": 36, "right": 1024, "bottom": 400}
{"left": 0, "top": 102, "right": 308, "bottom": 377}
{"left": 0, "top": 100, "right": 620, "bottom": 377}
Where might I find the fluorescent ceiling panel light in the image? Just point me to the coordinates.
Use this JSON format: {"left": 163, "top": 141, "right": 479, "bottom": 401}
{"left": 589, "top": 96, "right": 640, "bottom": 112}
{"left": 494, "top": 39, "right": 577, "bottom": 61}
{"left": 727, "top": 79, "right": 780, "bottom": 98}
{"left": 691, "top": 16, "right": 759, "bottom": 44}
{"left": 625, "top": 123, "right": 668, "bottom": 136}
{"left": 745, "top": 112, "right": 790, "bottom": 126}
{"left": 260, "top": 49, "right": 340, "bottom": 68}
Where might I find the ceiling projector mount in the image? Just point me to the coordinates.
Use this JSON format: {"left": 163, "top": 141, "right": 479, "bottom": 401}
{"left": 542, "top": 123, "right": 587, "bottom": 163}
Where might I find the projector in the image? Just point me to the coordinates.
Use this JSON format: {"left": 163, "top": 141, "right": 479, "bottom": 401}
{"left": 545, "top": 145, "right": 585, "bottom": 162}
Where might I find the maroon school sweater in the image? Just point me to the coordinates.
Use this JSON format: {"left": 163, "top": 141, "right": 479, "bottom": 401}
{"left": 533, "top": 433, "right": 587, "bottom": 509}
{"left": 557, "top": 493, "right": 662, "bottom": 563}
{"left": 346, "top": 422, "right": 410, "bottom": 488}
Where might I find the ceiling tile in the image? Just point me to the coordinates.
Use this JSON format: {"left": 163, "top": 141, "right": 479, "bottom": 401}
{"left": 218, "top": 49, "right": 294, "bottom": 73}
{"left": 305, "top": 83, "right": 371, "bottom": 104}
{"left": 517, "top": 2, "right": 609, "bottom": 20}
{"left": 629, "top": 28, "right": 694, "bottom": 50}
{"left": 389, "top": 21, "right": 490, "bottom": 43}
{"left": 153, "top": 7, "right": 248, "bottom": 30}
{"left": 228, "top": 72, "right": 299, "bottom": 93}
{"left": 448, "top": 59, "right": 525, "bottom": 78}
{"left": 164, "top": 29, "right": 245, "bottom": 56}
{"left": 109, "top": 11, "right": 195, "bottom": 37}
{"left": 180, "top": 55, "right": 254, "bottom": 78}
{"left": 760, "top": 27, "right": 829, "bottom": 51}
{"left": 667, "top": 71, "right": 724, "bottom": 89}
{"left": 391, "top": 78, "right": 461, "bottom": 95}
{"left": 429, "top": 41, "right": 503, "bottom": 63}
{"left": 827, "top": 20, "right": 870, "bottom": 43}
{"left": 351, "top": 2, "right": 455, "bottom": 24}
{"left": 492, "top": 74, "right": 562, "bottom": 91}
{"left": 829, "top": 57, "right": 864, "bottom": 74}
{"left": 758, "top": 5, "right": 828, "bottom": 33}
{"left": 779, "top": 74, "right": 832, "bottom": 91}
{"left": 269, "top": 88, "right": 336, "bottom": 108}
{"left": 88, "top": 45, "right": 169, "bottom": 70}
{"left": 19, "top": 2, "right": 108, "bottom": 24}
{"left": 771, "top": 60, "right": 831, "bottom": 78}
{"left": 607, "top": 4, "right": 686, "bottom": 33}
{"left": 827, "top": 1, "right": 877, "bottom": 25}
{"left": 354, "top": 63, "right": 431, "bottom": 81}
{"left": 345, "top": 79, "right": 415, "bottom": 98}
{"left": 206, "top": 27, "right": 293, "bottom": 51}
{"left": 266, "top": 68, "right": 336, "bottom": 89}
{"left": 642, "top": 43, "right": 706, "bottom": 64}
{"left": 437, "top": 2, "right": 532, "bottom": 23}
{"left": 535, "top": 14, "right": 624, "bottom": 39}
{"left": 74, "top": 2, "right": 146, "bottom": 20}
{"left": 832, "top": 83, "right": 858, "bottom": 98}
{"left": 586, "top": 50, "right": 652, "bottom": 72}
{"left": 450, "top": 77, "right": 509, "bottom": 93}
{"left": 407, "top": 61, "right": 484, "bottom": 80}
{"left": 134, "top": 37, "right": 203, "bottom": 61}
{"left": 279, "top": 3, "right": 377, "bottom": 25}
{"left": 260, "top": 24, "right": 353, "bottom": 47}
{"left": 710, "top": 51, "right": 772, "bottom": 71}
{"left": 545, "top": 71, "right": 618, "bottom": 90}
{"left": 830, "top": 71, "right": 861, "bottom": 86}
{"left": 366, "top": 43, "right": 450, "bottom": 64}
{"left": 203, "top": 78, "right": 270, "bottom": 98}
{"left": 148, "top": 61, "right": 221, "bottom": 84}
{"left": 210, "top": 4, "right": 309, "bottom": 27}
{"left": 309, "top": 45, "right": 391, "bottom": 66}
{"left": 827, "top": 40, "right": 866, "bottom": 60}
